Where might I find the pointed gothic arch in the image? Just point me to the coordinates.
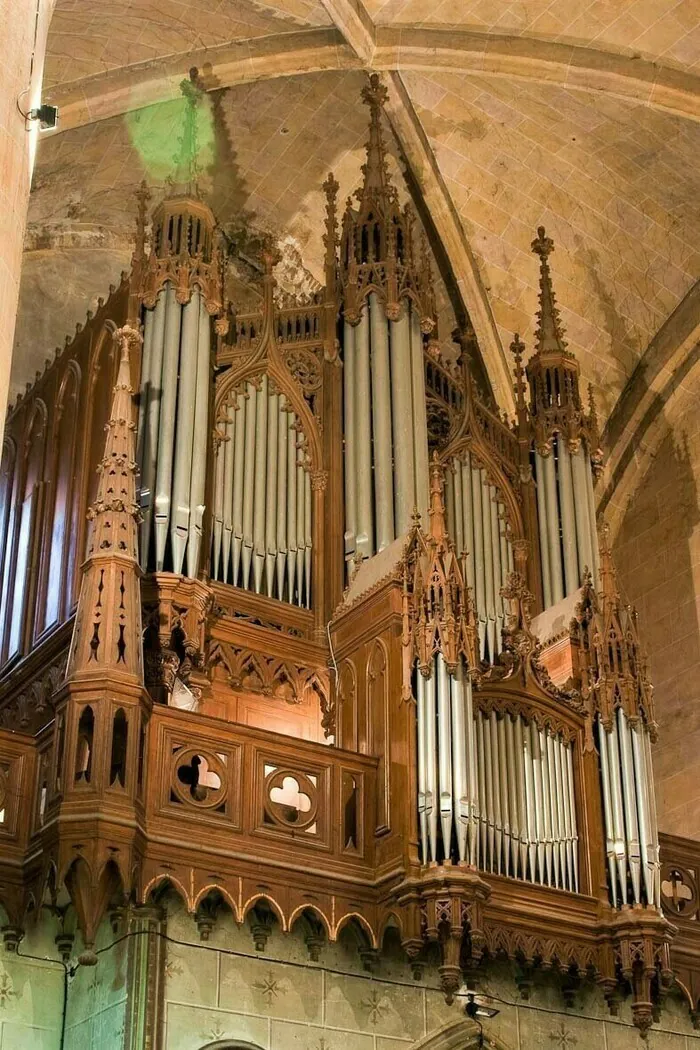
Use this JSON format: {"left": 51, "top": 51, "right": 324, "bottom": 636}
{"left": 410, "top": 1018, "right": 512, "bottom": 1049}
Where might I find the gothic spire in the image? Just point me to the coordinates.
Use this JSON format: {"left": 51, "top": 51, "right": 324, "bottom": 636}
{"left": 531, "top": 226, "right": 570, "bottom": 357}
{"left": 358, "top": 74, "right": 395, "bottom": 210}
{"left": 66, "top": 325, "right": 144, "bottom": 681}
{"left": 170, "top": 66, "right": 205, "bottom": 197}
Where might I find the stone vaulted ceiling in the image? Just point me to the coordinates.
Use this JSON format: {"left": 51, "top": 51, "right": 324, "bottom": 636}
{"left": 13, "top": 0, "right": 700, "bottom": 448}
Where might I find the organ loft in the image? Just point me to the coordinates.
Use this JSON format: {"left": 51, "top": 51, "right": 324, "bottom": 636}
{"left": 0, "top": 67, "right": 699, "bottom": 1050}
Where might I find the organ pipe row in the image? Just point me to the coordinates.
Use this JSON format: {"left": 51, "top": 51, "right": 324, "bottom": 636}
{"left": 344, "top": 296, "right": 429, "bottom": 565}
{"left": 444, "top": 453, "right": 513, "bottom": 663}
{"left": 416, "top": 656, "right": 579, "bottom": 892}
{"left": 534, "top": 437, "right": 600, "bottom": 606}
{"left": 137, "top": 284, "right": 211, "bottom": 578}
{"left": 598, "top": 710, "right": 661, "bottom": 909}
{"left": 210, "top": 377, "right": 312, "bottom": 608}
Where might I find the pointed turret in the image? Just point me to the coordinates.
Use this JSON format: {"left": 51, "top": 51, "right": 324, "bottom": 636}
{"left": 402, "top": 455, "right": 479, "bottom": 697}
{"left": 337, "top": 74, "right": 435, "bottom": 330}
{"left": 67, "top": 324, "right": 144, "bottom": 682}
{"left": 523, "top": 226, "right": 597, "bottom": 453}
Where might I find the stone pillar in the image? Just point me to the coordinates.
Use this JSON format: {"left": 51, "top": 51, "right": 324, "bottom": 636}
{"left": 123, "top": 905, "right": 166, "bottom": 1050}
{"left": 0, "top": 0, "right": 54, "bottom": 426}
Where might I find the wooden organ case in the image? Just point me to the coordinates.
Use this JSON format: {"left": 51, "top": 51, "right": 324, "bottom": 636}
{"left": 0, "top": 71, "right": 696, "bottom": 1041}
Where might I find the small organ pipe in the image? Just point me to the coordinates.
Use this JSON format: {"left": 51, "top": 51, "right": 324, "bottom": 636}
{"left": 584, "top": 447, "right": 600, "bottom": 586}
{"left": 539, "top": 727, "right": 553, "bottom": 885}
{"left": 491, "top": 493, "right": 503, "bottom": 658}
{"left": 504, "top": 715, "right": 519, "bottom": 878}
{"left": 497, "top": 713, "right": 509, "bottom": 876}
{"left": 535, "top": 453, "right": 553, "bottom": 609}
{"left": 643, "top": 729, "right": 661, "bottom": 908}
{"left": 275, "top": 397, "right": 288, "bottom": 600}
{"left": 477, "top": 712, "right": 487, "bottom": 867}
{"left": 618, "top": 707, "right": 642, "bottom": 903}
{"left": 530, "top": 723, "right": 545, "bottom": 883}
{"left": 453, "top": 462, "right": 464, "bottom": 559}
{"left": 222, "top": 410, "right": 235, "bottom": 582}
{"left": 137, "top": 305, "right": 154, "bottom": 464}
{"left": 466, "top": 678, "right": 478, "bottom": 868}
{"left": 482, "top": 475, "right": 496, "bottom": 661}
{"left": 343, "top": 321, "right": 357, "bottom": 557}
{"left": 546, "top": 733, "right": 559, "bottom": 887}
{"left": 566, "top": 743, "right": 579, "bottom": 892}
{"left": 265, "top": 390, "right": 279, "bottom": 597}
{"left": 154, "top": 283, "right": 182, "bottom": 569}
{"left": 253, "top": 374, "right": 269, "bottom": 593}
{"left": 186, "top": 294, "right": 210, "bottom": 579}
{"left": 450, "top": 664, "right": 468, "bottom": 863}
{"left": 425, "top": 667, "right": 438, "bottom": 862}
{"left": 571, "top": 446, "right": 594, "bottom": 583}
{"left": 557, "top": 438, "right": 579, "bottom": 594}
{"left": 355, "top": 306, "right": 373, "bottom": 557}
{"left": 631, "top": 720, "right": 653, "bottom": 907}
{"left": 522, "top": 720, "right": 536, "bottom": 881}
{"left": 471, "top": 467, "right": 486, "bottom": 659}
{"left": 437, "top": 654, "right": 453, "bottom": 853}
{"left": 389, "top": 307, "right": 415, "bottom": 534}
{"left": 286, "top": 412, "right": 298, "bottom": 603}
{"left": 231, "top": 393, "right": 246, "bottom": 587}
{"left": 369, "top": 294, "right": 394, "bottom": 550}
{"left": 170, "top": 293, "right": 200, "bottom": 574}
{"left": 608, "top": 720, "right": 629, "bottom": 904}
{"left": 410, "top": 306, "right": 429, "bottom": 524}
{"left": 598, "top": 719, "right": 619, "bottom": 906}
{"left": 241, "top": 382, "right": 257, "bottom": 590}
{"left": 552, "top": 737, "right": 567, "bottom": 889}
{"left": 461, "top": 459, "right": 476, "bottom": 595}
{"left": 542, "top": 451, "right": 564, "bottom": 605}
{"left": 138, "top": 299, "right": 166, "bottom": 568}
{"left": 295, "top": 447, "right": 305, "bottom": 605}
{"left": 212, "top": 421, "right": 226, "bottom": 580}
{"left": 304, "top": 467, "right": 312, "bottom": 608}
{"left": 416, "top": 672, "right": 428, "bottom": 864}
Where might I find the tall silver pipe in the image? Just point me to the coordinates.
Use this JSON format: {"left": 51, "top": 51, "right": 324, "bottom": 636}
{"left": 489, "top": 710, "right": 503, "bottom": 874}
{"left": 212, "top": 423, "right": 225, "bottom": 580}
{"left": 477, "top": 712, "right": 487, "bottom": 867}
{"left": 608, "top": 720, "right": 629, "bottom": 904}
{"left": 515, "top": 716, "right": 529, "bottom": 879}
{"left": 542, "top": 451, "right": 563, "bottom": 605}
{"left": 437, "top": 653, "right": 453, "bottom": 854}
{"left": 223, "top": 407, "right": 236, "bottom": 582}
{"left": 241, "top": 382, "right": 257, "bottom": 590}
{"left": 466, "top": 677, "right": 479, "bottom": 868}
{"left": 355, "top": 306, "right": 373, "bottom": 558}
{"left": 490, "top": 493, "right": 503, "bottom": 657}
{"left": 295, "top": 448, "right": 305, "bottom": 606}
{"left": 275, "top": 396, "right": 288, "bottom": 601}
{"left": 343, "top": 321, "right": 357, "bottom": 559}
{"left": 504, "top": 715, "right": 519, "bottom": 878}
{"left": 410, "top": 306, "right": 429, "bottom": 524}
{"left": 482, "top": 476, "right": 496, "bottom": 661}
{"left": 286, "top": 412, "right": 298, "bottom": 603}
{"left": 483, "top": 710, "right": 495, "bottom": 871}
{"left": 534, "top": 453, "right": 552, "bottom": 609}
{"left": 643, "top": 728, "right": 661, "bottom": 908}
{"left": 452, "top": 461, "right": 464, "bottom": 558}
{"left": 471, "top": 467, "right": 486, "bottom": 659}
{"left": 571, "top": 447, "right": 594, "bottom": 584}
{"left": 552, "top": 736, "right": 567, "bottom": 889}
{"left": 618, "top": 707, "right": 642, "bottom": 903}
{"left": 450, "top": 663, "right": 468, "bottom": 863}
{"left": 583, "top": 444, "right": 600, "bottom": 586}
{"left": 461, "top": 458, "right": 476, "bottom": 595}
{"left": 598, "top": 718, "right": 619, "bottom": 906}
{"left": 416, "top": 671, "right": 428, "bottom": 865}
{"left": 566, "top": 743, "right": 579, "bottom": 892}
{"left": 389, "top": 306, "right": 414, "bottom": 534}
{"left": 630, "top": 720, "right": 653, "bottom": 906}
{"left": 557, "top": 438, "right": 578, "bottom": 595}
{"left": 530, "top": 722, "right": 545, "bottom": 883}
{"left": 265, "top": 389, "right": 279, "bottom": 598}
{"left": 138, "top": 297, "right": 166, "bottom": 568}
{"left": 370, "top": 293, "right": 394, "bottom": 550}
{"left": 539, "top": 727, "right": 553, "bottom": 885}
{"left": 497, "top": 714, "right": 510, "bottom": 876}
{"left": 253, "top": 374, "right": 269, "bottom": 593}
{"left": 170, "top": 293, "right": 201, "bottom": 574}
{"left": 154, "top": 284, "right": 182, "bottom": 570}
{"left": 425, "top": 664, "right": 438, "bottom": 862}
{"left": 546, "top": 733, "right": 560, "bottom": 887}
{"left": 187, "top": 294, "right": 210, "bottom": 579}
{"left": 304, "top": 466, "right": 312, "bottom": 608}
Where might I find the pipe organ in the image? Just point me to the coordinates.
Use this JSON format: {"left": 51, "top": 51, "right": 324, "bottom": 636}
{"left": 0, "top": 72, "right": 685, "bottom": 1041}
{"left": 136, "top": 195, "right": 222, "bottom": 578}
{"left": 211, "top": 377, "right": 313, "bottom": 607}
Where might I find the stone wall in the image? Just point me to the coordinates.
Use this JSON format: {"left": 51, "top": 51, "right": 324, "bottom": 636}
{"left": 0, "top": 916, "right": 63, "bottom": 1049}
{"left": 160, "top": 896, "right": 697, "bottom": 1050}
{"left": 614, "top": 417, "right": 700, "bottom": 840}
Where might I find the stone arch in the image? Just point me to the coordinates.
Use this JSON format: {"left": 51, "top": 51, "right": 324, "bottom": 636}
{"left": 410, "top": 1018, "right": 512, "bottom": 1049}
{"left": 198, "top": 1043, "right": 265, "bottom": 1050}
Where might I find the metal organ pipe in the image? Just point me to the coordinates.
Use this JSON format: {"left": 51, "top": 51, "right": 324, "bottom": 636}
{"left": 369, "top": 293, "right": 394, "bottom": 550}
{"left": 415, "top": 665, "right": 579, "bottom": 892}
{"left": 410, "top": 307, "right": 430, "bottom": 525}
{"left": 138, "top": 283, "right": 212, "bottom": 576}
{"left": 447, "top": 455, "right": 513, "bottom": 663}
{"left": 354, "top": 306, "right": 373, "bottom": 559}
{"left": 598, "top": 714, "right": 660, "bottom": 909}
{"left": 209, "top": 384, "right": 313, "bottom": 607}
{"left": 343, "top": 322, "right": 357, "bottom": 559}
{"left": 557, "top": 439, "right": 578, "bottom": 592}
{"left": 542, "top": 451, "right": 564, "bottom": 605}
{"left": 389, "top": 306, "right": 415, "bottom": 534}
{"left": 571, "top": 445, "right": 595, "bottom": 586}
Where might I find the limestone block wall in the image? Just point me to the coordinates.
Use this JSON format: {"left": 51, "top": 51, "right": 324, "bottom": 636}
{"left": 614, "top": 418, "right": 700, "bottom": 840}
{"left": 0, "top": 918, "right": 63, "bottom": 1049}
{"left": 63, "top": 921, "right": 128, "bottom": 1050}
{"left": 160, "top": 897, "right": 698, "bottom": 1050}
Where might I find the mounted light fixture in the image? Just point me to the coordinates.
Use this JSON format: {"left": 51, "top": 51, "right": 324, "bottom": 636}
{"left": 28, "top": 104, "right": 58, "bottom": 129}
{"left": 465, "top": 994, "right": 500, "bottom": 1020}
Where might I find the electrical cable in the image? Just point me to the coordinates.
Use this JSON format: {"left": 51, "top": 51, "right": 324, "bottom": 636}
{"left": 15, "top": 942, "right": 75, "bottom": 1050}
